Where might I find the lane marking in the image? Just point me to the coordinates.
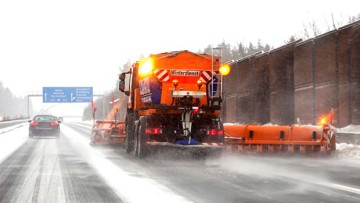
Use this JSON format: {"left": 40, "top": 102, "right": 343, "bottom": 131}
{"left": 329, "top": 184, "right": 360, "bottom": 195}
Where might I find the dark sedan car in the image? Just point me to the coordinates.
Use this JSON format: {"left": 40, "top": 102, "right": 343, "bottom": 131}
{"left": 29, "top": 115, "right": 60, "bottom": 138}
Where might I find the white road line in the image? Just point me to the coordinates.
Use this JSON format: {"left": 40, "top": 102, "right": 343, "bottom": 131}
{"left": 329, "top": 184, "right": 360, "bottom": 195}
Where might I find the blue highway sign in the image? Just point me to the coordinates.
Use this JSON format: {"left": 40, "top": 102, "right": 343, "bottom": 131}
{"left": 43, "top": 87, "right": 93, "bottom": 103}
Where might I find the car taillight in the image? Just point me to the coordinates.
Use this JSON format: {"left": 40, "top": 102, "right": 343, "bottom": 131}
{"left": 152, "top": 128, "right": 161, "bottom": 134}
{"left": 145, "top": 128, "right": 161, "bottom": 134}
{"left": 31, "top": 121, "right": 39, "bottom": 127}
{"left": 50, "top": 122, "right": 59, "bottom": 126}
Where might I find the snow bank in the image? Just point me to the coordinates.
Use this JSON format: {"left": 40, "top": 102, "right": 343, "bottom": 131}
{"left": 0, "top": 119, "right": 28, "bottom": 129}
{"left": 223, "top": 123, "right": 242, "bottom": 126}
{"left": 0, "top": 123, "right": 27, "bottom": 134}
{"left": 223, "top": 123, "right": 279, "bottom": 126}
{"left": 262, "top": 123, "right": 278, "bottom": 126}
{"left": 337, "top": 125, "right": 360, "bottom": 134}
{"left": 335, "top": 143, "right": 360, "bottom": 159}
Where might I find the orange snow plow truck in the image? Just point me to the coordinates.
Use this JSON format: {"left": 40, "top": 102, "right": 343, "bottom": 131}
{"left": 90, "top": 97, "right": 128, "bottom": 145}
{"left": 117, "top": 50, "right": 229, "bottom": 157}
{"left": 91, "top": 120, "right": 126, "bottom": 144}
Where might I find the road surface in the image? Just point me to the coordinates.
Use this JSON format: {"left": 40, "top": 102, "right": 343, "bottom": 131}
{"left": 0, "top": 122, "right": 359, "bottom": 203}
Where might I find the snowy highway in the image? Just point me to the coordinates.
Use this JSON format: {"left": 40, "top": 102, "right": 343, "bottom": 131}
{"left": 0, "top": 122, "right": 360, "bottom": 203}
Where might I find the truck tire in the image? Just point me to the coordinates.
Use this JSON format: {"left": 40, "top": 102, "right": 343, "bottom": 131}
{"left": 132, "top": 120, "right": 140, "bottom": 157}
{"left": 137, "top": 116, "right": 148, "bottom": 158}
{"left": 330, "top": 133, "right": 336, "bottom": 152}
{"left": 125, "top": 113, "right": 135, "bottom": 153}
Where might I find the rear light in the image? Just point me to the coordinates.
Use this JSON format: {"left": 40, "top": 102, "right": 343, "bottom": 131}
{"left": 209, "top": 129, "right": 217, "bottom": 136}
{"left": 152, "top": 128, "right": 161, "bottom": 134}
{"left": 31, "top": 121, "right": 39, "bottom": 127}
{"left": 145, "top": 128, "right": 162, "bottom": 134}
{"left": 209, "top": 129, "right": 223, "bottom": 136}
{"left": 51, "top": 122, "right": 59, "bottom": 126}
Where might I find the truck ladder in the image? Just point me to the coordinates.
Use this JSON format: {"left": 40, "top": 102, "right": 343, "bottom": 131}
{"left": 210, "top": 47, "right": 223, "bottom": 106}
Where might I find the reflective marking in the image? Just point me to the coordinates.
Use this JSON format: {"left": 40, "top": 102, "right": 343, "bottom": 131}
{"left": 163, "top": 75, "right": 170, "bottom": 82}
{"left": 158, "top": 70, "right": 167, "bottom": 78}
{"left": 330, "top": 184, "right": 360, "bottom": 195}
{"left": 203, "top": 71, "right": 211, "bottom": 80}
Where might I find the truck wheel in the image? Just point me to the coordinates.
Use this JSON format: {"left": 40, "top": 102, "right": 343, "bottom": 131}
{"left": 132, "top": 120, "right": 140, "bottom": 157}
{"left": 124, "top": 137, "right": 132, "bottom": 153}
{"left": 137, "top": 116, "right": 148, "bottom": 158}
{"left": 125, "top": 114, "right": 135, "bottom": 153}
{"left": 90, "top": 131, "right": 96, "bottom": 144}
{"left": 330, "top": 134, "right": 336, "bottom": 151}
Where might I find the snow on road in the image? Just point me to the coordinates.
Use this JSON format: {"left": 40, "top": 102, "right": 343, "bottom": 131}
{"left": 0, "top": 125, "right": 28, "bottom": 164}
{"left": 60, "top": 124, "right": 192, "bottom": 203}
{"left": 1, "top": 122, "right": 359, "bottom": 202}
{"left": 208, "top": 152, "right": 360, "bottom": 197}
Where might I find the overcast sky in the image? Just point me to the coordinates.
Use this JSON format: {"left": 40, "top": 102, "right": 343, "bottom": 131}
{"left": 0, "top": 0, "right": 359, "bottom": 116}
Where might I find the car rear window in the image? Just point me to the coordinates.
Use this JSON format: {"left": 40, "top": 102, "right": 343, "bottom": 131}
{"left": 34, "top": 116, "right": 56, "bottom": 122}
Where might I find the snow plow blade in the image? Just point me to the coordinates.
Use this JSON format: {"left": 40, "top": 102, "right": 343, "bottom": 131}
{"left": 90, "top": 120, "right": 126, "bottom": 145}
{"left": 224, "top": 124, "right": 336, "bottom": 155}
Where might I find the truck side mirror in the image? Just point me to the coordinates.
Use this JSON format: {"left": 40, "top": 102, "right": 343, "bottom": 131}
{"left": 119, "top": 80, "right": 125, "bottom": 92}
{"left": 119, "top": 73, "right": 126, "bottom": 81}
{"left": 119, "top": 81, "right": 130, "bottom": 96}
